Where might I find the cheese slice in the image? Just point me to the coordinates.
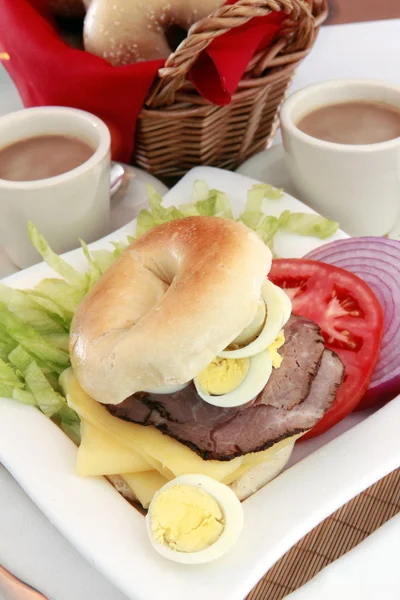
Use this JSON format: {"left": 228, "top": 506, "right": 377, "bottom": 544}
{"left": 222, "top": 435, "right": 302, "bottom": 485}
{"left": 77, "top": 421, "right": 153, "bottom": 476}
{"left": 241, "top": 434, "right": 302, "bottom": 466}
{"left": 62, "top": 369, "right": 243, "bottom": 481}
{"left": 122, "top": 471, "right": 168, "bottom": 509}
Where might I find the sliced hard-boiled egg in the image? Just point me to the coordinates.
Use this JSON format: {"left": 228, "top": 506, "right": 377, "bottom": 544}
{"left": 219, "top": 280, "right": 292, "bottom": 359}
{"left": 232, "top": 299, "right": 266, "bottom": 346}
{"left": 273, "top": 283, "right": 292, "bottom": 325}
{"left": 268, "top": 330, "right": 285, "bottom": 369}
{"left": 146, "top": 474, "right": 244, "bottom": 564}
{"left": 194, "top": 349, "right": 272, "bottom": 408}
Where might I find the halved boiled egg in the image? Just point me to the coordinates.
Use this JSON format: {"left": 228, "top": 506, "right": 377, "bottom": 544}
{"left": 219, "top": 280, "right": 292, "bottom": 359}
{"left": 194, "top": 350, "right": 272, "bottom": 408}
{"left": 232, "top": 299, "right": 266, "bottom": 346}
{"left": 146, "top": 474, "right": 244, "bottom": 564}
{"left": 273, "top": 283, "right": 292, "bottom": 325}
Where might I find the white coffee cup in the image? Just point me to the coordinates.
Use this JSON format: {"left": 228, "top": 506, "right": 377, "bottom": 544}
{"left": 0, "top": 107, "right": 111, "bottom": 269}
{"left": 280, "top": 79, "right": 400, "bottom": 236}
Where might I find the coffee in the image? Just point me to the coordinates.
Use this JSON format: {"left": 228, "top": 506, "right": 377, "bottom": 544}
{"left": 0, "top": 135, "right": 95, "bottom": 182}
{"left": 296, "top": 101, "right": 400, "bottom": 145}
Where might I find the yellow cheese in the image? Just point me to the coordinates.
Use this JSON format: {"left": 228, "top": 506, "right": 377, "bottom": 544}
{"left": 79, "top": 419, "right": 172, "bottom": 478}
{"left": 77, "top": 421, "right": 153, "bottom": 476}
{"left": 268, "top": 330, "right": 285, "bottom": 369}
{"left": 130, "top": 447, "right": 174, "bottom": 480}
{"left": 241, "top": 434, "right": 302, "bottom": 466}
{"left": 122, "top": 471, "right": 168, "bottom": 509}
{"left": 221, "top": 435, "right": 302, "bottom": 485}
{"left": 61, "top": 369, "right": 243, "bottom": 482}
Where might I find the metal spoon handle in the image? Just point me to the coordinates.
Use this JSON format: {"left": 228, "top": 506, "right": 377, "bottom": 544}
{"left": 0, "top": 565, "right": 48, "bottom": 600}
{"left": 110, "top": 162, "right": 126, "bottom": 197}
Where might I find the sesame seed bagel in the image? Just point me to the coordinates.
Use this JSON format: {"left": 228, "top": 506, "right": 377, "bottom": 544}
{"left": 82, "top": 0, "right": 223, "bottom": 65}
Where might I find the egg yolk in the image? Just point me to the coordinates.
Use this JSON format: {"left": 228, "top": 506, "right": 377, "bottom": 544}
{"left": 268, "top": 331, "right": 285, "bottom": 369}
{"left": 150, "top": 485, "right": 224, "bottom": 553}
{"left": 196, "top": 357, "right": 250, "bottom": 395}
{"left": 196, "top": 331, "right": 286, "bottom": 398}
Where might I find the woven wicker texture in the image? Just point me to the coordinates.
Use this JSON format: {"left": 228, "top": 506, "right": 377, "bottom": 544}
{"left": 133, "top": 0, "right": 328, "bottom": 178}
{"left": 246, "top": 467, "right": 400, "bottom": 599}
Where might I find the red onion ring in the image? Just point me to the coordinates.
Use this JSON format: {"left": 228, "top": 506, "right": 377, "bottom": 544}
{"left": 305, "top": 237, "right": 400, "bottom": 408}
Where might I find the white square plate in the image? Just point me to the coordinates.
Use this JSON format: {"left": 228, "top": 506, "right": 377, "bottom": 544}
{"left": 1, "top": 167, "right": 400, "bottom": 600}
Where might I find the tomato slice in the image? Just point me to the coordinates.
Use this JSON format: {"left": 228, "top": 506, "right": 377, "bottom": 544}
{"left": 269, "top": 259, "right": 384, "bottom": 438}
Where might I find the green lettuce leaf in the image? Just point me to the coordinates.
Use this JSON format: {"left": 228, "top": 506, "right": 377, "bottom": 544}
{"left": 0, "top": 358, "right": 24, "bottom": 390}
{"left": 0, "top": 341, "right": 14, "bottom": 362}
{"left": 12, "top": 388, "right": 36, "bottom": 406}
{"left": 191, "top": 179, "right": 210, "bottom": 202}
{"left": 278, "top": 212, "right": 340, "bottom": 239}
{"left": 136, "top": 187, "right": 186, "bottom": 236}
{"left": 255, "top": 216, "right": 280, "bottom": 251}
{"left": 89, "top": 249, "right": 116, "bottom": 275}
{"left": 79, "top": 240, "right": 102, "bottom": 288}
{"left": 58, "top": 404, "right": 81, "bottom": 445}
{"left": 136, "top": 208, "right": 157, "bottom": 237}
{"left": 110, "top": 240, "right": 130, "bottom": 258}
{"left": 29, "top": 279, "right": 85, "bottom": 319}
{"left": 0, "top": 284, "right": 66, "bottom": 334}
{"left": 8, "top": 345, "right": 65, "bottom": 417}
{"left": 42, "top": 333, "right": 70, "bottom": 352}
{"left": 238, "top": 194, "right": 263, "bottom": 230}
{"left": 247, "top": 182, "right": 284, "bottom": 202}
{"left": 29, "top": 222, "right": 88, "bottom": 290}
{"left": 0, "top": 304, "right": 70, "bottom": 373}
{"left": 0, "top": 323, "right": 17, "bottom": 360}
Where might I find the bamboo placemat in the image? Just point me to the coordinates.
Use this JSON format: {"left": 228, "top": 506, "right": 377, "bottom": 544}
{"left": 247, "top": 468, "right": 400, "bottom": 600}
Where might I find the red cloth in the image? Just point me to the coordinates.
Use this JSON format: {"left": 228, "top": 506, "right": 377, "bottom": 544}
{"left": 190, "top": 12, "right": 285, "bottom": 104}
{"left": 0, "top": 0, "right": 286, "bottom": 162}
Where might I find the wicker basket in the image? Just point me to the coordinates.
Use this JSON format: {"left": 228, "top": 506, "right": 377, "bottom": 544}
{"left": 133, "top": 0, "right": 327, "bottom": 179}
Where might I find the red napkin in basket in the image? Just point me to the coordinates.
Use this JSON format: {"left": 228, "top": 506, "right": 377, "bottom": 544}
{"left": 0, "top": 0, "right": 286, "bottom": 162}
{"left": 190, "top": 9, "right": 286, "bottom": 105}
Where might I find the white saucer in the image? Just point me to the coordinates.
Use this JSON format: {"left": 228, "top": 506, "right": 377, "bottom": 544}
{"left": 237, "top": 144, "right": 400, "bottom": 240}
{"left": 0, "top": 164, "right": 168, "bottom": 279}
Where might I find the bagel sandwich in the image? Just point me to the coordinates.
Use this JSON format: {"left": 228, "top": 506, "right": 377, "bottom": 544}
{"left": 63, "top": 216, "right": 344, "bottom": 508}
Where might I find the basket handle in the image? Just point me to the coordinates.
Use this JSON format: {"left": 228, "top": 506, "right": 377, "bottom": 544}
{"left": 146, "top": 0, "right": 314, "bottom": 108}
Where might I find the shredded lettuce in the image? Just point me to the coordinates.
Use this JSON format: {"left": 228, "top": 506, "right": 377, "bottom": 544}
{"left": 136, "top": 185, "right": 184, "bottom": 237}
{"left": 278, "top": 211, "right": 339, "bottom": 239}
{"left": 89, "top": 249, "right": 116, "bottom": 275}
{"left": 255, "top": 216, "right": 281, "bottom": 252}
{"left": 0, "top": 358, "right": 24, "bottom": 392}
{"left": 79, "top": 240, "right": 103, "bottom": 288}
{"left": 7, "top": 344, "right": 79, "bottom": 441}
{"left": 30, "top": 280, "right": 85, "bottom": 319}
{"left": 0, "top": 304, "right": 70, "bottom": 373}
{"left": 247, "top": 182, "right": 284, "bottom": 202}
{"left": 0, "top": 179, "right": 338, "bottom": 442}
{"left": 0, "top": 284, "right": 66, "bottom": 334}
{"left": 29, "top": 222, "right": 88, "bottom": 290}
{"left": 57, "top": 403, "right": 81, "bottom": 445}
{"left": 191, "top": 179, "right": 210, "bottom": 202}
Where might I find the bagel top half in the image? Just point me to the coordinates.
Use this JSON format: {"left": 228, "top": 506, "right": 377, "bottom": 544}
{"left": 70, "top": 217, "right": 272, "bottom": 405}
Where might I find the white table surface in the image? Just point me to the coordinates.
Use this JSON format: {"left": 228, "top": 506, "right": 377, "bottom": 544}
{"left": 1, "top": 18, "right": 400, "bottom": 600}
